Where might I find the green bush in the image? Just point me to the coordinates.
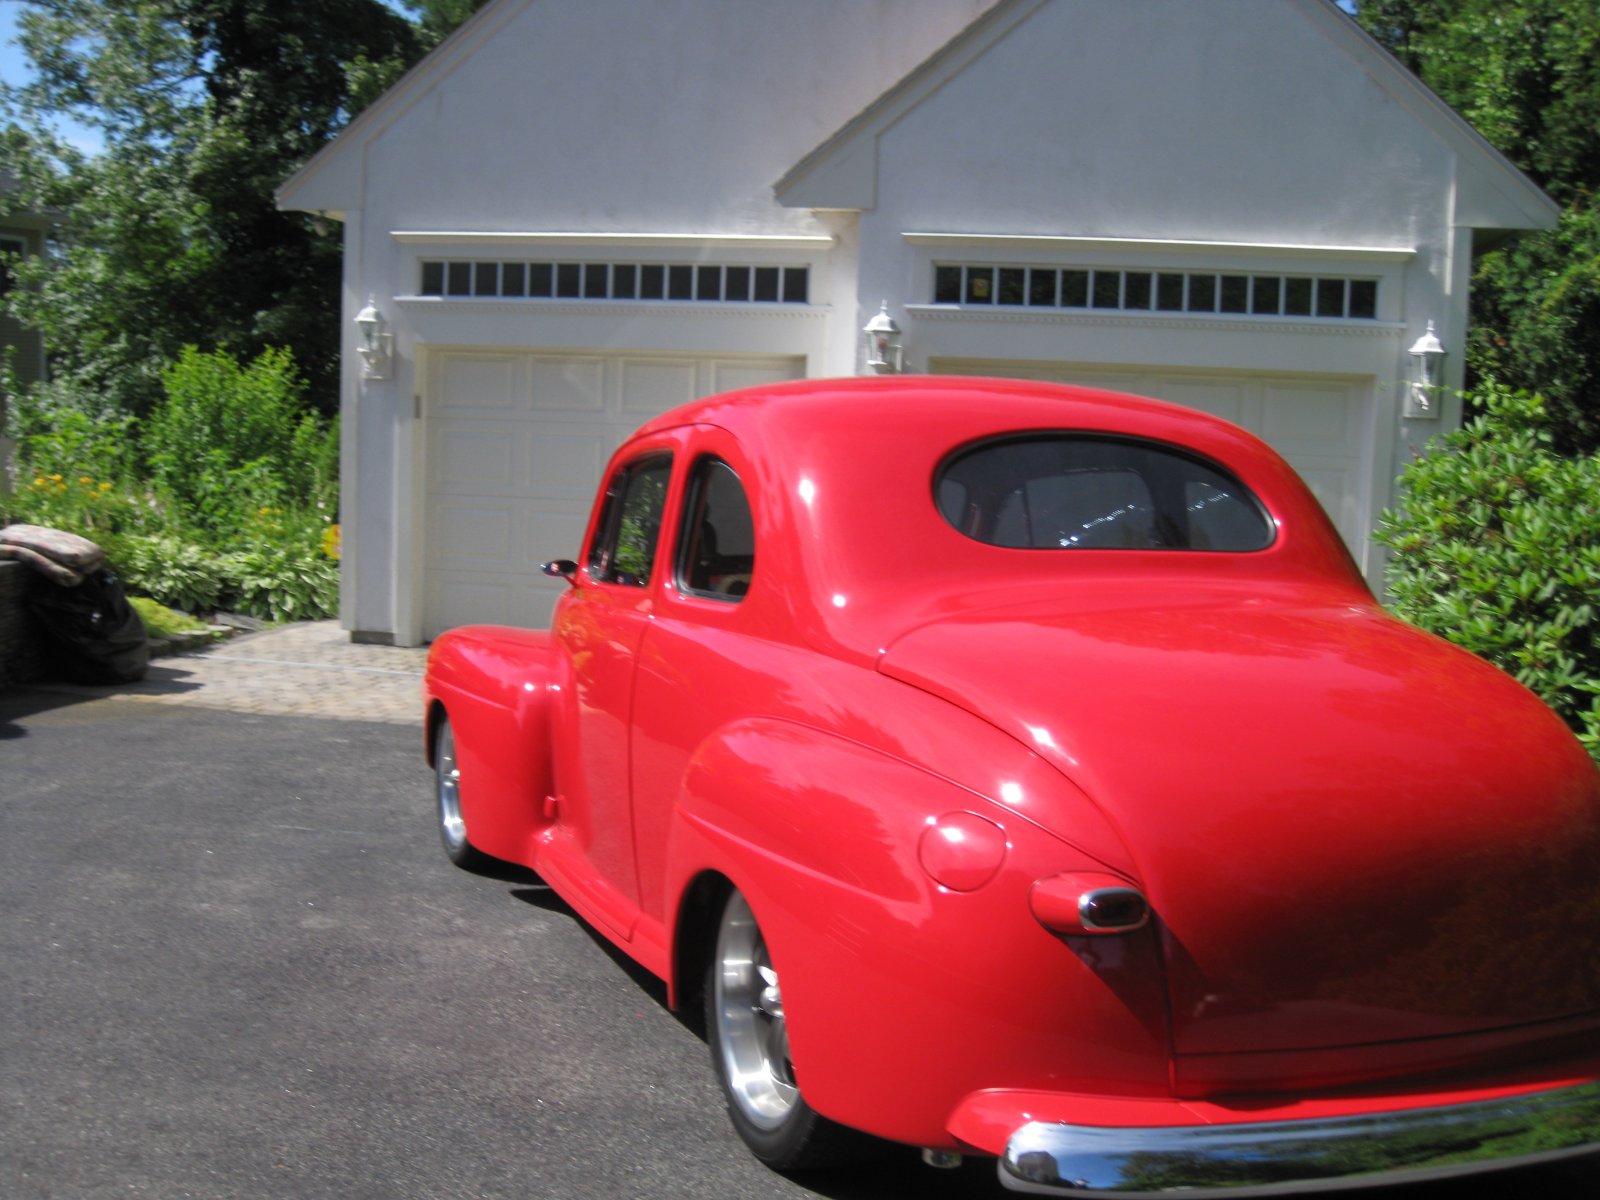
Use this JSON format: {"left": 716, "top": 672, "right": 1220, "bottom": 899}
{"left": 215, "top": 504, "right": 339, "bottom": 622}
{"left": 4, "top": 345, "right": 340, "bottom": 624}
{"left": 219, "top": 541, "right": 339, "bottom": 623}
{"left": 1375, "top": 383, "right": 1600, "bottom": 762}
{"left": 103, "top": 533, "right": 224, "bottom": 613}
{"left": 2, "top": 401, "right": 148, "bottom": 536}
{"left": 143, "top": 346, "right": 337, "bottom": 540}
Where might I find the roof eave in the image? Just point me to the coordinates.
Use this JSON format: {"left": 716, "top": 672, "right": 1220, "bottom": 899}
{"left": 276, "top": 0, "right": 534, "bottom": 215}
{"left": 776, "top": 0, "right": 1559, "bottom": 233}
{"left": 1300, "top": 0, "right": 1558, "bottom": 233}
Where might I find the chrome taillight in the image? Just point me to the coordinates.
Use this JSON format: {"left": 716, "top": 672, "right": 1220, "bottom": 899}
{"left": 1030, "top": 872, "right": 1150, "bottom": 935}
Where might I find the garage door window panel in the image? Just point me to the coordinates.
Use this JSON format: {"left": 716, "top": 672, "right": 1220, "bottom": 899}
{"left": 928, "top": 263, "right": 1379, "bottom": 320}
{"left": 588, "top": 456, "right": 673, "bottom": 587}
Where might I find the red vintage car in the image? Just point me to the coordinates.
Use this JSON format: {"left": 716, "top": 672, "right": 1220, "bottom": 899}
{"left": 423, "top": 376, "right": 1600, "bottom": 1193}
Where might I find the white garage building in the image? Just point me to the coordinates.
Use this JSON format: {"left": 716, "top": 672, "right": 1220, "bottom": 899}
{"left": 277, "top": 0, "right": 1556, "bottom": 646}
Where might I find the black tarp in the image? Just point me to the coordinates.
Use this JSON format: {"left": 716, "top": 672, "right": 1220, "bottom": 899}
{"left": 27, "top": 568, "right": 150, "bottom": 683}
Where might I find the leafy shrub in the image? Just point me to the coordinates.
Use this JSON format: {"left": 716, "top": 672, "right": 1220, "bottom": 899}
{"left": 6, "top": 344, "right": 341, "bottom": 624}
{"left": 213, "top": 504, "right": 339, "bottom": 622}
{"left": 7, "top": 401, "right": 134, "bottom": 485}
{"left": 5, "top": 469, "right": 143, "bottom": 535}
{"left": 1469, "top": 200, "right": 1600, "bottom": 455}
{"left": 1, "top": 400, "right": 147, "bottom": 535}
{"left": 219, "top": 541, "right": 339, "bottom": 623}
{"left": 1375, "top": 383, "right": 1600, "bottom": 762}
{"left": 142, "top": 346, "right": 335, "bottom": 540}
{"left": 103, "top": 533, "right": 224, "bottom": 613}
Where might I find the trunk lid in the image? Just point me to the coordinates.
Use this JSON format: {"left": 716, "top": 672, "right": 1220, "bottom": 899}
{"left": 879, "top": 589, "right": 1600, "bottom": 1057}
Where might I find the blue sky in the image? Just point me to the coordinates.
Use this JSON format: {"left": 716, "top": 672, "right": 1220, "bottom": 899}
{"left": 0, "top": 0, "right": 107, "bottom": 155}
{"left": 0, "top": 0, "right": 424, "bottom": 156}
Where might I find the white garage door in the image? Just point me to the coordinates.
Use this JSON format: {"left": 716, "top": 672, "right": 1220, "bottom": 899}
{"left": 423, "top": 350, "right": 805, "bottom": 639}
{"left": 930, "top": 360, "right": 1373, "bottom": 560}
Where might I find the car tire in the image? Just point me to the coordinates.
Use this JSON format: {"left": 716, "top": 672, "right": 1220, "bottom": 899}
{"left": 706, "top": 889, "right": 856, "bottom": 1170}
{"left": 435, "top": 716, "right": 488, "bottom": 870}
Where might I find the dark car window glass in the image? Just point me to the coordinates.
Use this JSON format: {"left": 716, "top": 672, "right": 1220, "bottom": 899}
{"left": 588, "top": 455, "right": 672, "bottom": 586}
{"left": 677, "top": 458, "right": 755, "bottom": 601}
{"left": 937, "top": 435, "right": 1273, "bottom": 551}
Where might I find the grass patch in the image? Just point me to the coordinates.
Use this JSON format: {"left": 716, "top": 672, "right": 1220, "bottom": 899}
{"left": 128, "top": 595, "right": 213, "bottom": 639}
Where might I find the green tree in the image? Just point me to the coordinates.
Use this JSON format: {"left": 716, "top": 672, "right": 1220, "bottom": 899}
{"left": 0, "top": 1, "right": 489, "bottom": 418}
{"left": 1469, "top": 201, "right": 1600, "bottom": 454}
{"left": 1354, "top": 0, "right": 1600, "bottom": 451}
{"left": 1349, "top": 0, "right": 1452, "bottom": 72}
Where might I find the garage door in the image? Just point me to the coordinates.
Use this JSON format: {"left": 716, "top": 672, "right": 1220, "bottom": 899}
{"left": 423, "top": 350, "right": 805, "bottom": 638}
{"left": 930, "top": 360, "right": 1373, "bottom": 560}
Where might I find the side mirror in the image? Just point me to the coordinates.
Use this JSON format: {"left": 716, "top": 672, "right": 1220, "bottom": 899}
{"left": 541, "top": 559, "right": 578, "bottom": 582}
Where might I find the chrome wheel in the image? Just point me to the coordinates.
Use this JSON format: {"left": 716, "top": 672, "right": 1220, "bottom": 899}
{"left": 434, "top": 717, "right": 483, "bottom": 868}
{"left": 705, "top": 889, "right": 858, "bottom": 1168}
{"left": 713, "top": 890, "right": 797, "bottom": 1129}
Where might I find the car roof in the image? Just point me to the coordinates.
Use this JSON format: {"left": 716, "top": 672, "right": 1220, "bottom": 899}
{"left": 637, "top": 375, "right": 1238, "bottom": 450}
{"left": 625, "top": 376, "right": 1368, "bottom": 664}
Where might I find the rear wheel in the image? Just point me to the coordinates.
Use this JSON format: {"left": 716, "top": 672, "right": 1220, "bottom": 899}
{"left": 706, "top": 889, "right": 856, "bottom": 1170}
{"left": 435, "top": 716, "right": 488, "bottom": 869}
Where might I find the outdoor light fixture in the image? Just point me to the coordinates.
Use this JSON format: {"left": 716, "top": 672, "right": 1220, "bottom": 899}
{"left": 863, "top": 301, "right": 904, "bottom": 375}
{"left": 1405, "top": 321, "right": 1445, "bottom": 419}
{"left": 355, "top": 295, "right": 394, "bottom": 381}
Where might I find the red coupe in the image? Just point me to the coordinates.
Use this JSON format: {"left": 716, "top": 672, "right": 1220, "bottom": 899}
{"left": 423, "top": 376, "right": 1600, "bottom": 1194}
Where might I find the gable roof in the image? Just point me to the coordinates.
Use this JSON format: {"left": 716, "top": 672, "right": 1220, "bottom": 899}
{"left": 773, "top": 0, "right": 1558, "bottom": 233}
{"left": 277, "top": 0, "right": 537, "bottom": 216}
{"left": 277, "top": 0, "right": 1002, "bottom": 222}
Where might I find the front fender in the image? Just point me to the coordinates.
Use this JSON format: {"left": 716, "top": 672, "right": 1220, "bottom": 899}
{"left": 425, "top": 625, "right": 557, "bottom": 865}
{"left": 663, "top": 718, "right": 1171, "bottom": 1150}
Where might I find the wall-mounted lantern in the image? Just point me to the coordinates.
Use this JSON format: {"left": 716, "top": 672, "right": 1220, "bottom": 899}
{"left": 355, "top": 295, "right": 394, "bottom": 382}
{"left": 1405, "top": 321, "right": 1445, "bottom": 419}
{"left": 863, "top": 301, "right": 904, "bottom": 375}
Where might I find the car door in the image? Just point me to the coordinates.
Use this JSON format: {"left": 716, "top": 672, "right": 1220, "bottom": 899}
{"left": 627, "top": 435, "right": 788, "bottom": 921}
{"left": 546, "top": 445, "right": 676, "bottom": 938}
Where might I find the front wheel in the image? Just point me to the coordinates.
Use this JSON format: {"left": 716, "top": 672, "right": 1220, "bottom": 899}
{"left": 706, "top": 890, "right": 856, "bottom": 1170}
{"left": 434, "top": 716, "right": 488, "bottom": 869}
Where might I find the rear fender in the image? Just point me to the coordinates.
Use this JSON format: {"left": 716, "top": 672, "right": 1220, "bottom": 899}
{"left": 662, "top": 718, "right": 1171, "bottom": 1150}
{"left": 425, "top": 625, "right": 558, "bottom": 865}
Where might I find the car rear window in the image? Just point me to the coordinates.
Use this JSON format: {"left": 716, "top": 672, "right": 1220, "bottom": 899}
{"left": 936, "top": 435, "right": 1273, "bottom": 551}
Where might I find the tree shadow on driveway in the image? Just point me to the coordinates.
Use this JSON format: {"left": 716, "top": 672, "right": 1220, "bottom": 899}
{"left": 0, "top": 676, "right": 175, "bottom": 733}
{"left": 1, "top": 668, "right": 204, "bottom": 738}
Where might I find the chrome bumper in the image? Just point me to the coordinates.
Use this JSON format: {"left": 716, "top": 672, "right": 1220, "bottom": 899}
{"left": 999, "top": 1078, "right": 1600, "bottom": 1195}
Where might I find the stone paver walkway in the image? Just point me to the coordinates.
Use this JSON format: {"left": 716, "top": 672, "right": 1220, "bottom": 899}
{"left": 21, "top": 620, "right": 428, "bottom": 725}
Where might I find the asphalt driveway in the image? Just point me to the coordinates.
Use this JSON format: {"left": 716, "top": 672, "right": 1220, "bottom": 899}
{"left": 2, "top": 688, "right": 1595, "bottom": 1199}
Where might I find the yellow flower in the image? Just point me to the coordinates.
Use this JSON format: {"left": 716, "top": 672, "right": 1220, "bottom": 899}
{"left": 33, "top": 476, "right": 47, "bottom": 488}
{"left": 49, "top": 473, "right": 63, "bottom": 482}
{"left": 79, "top": 476, "right": 94, "bottom": 486}
{"left": 99, "top": 482, "right": 113, "bottom": 492}
{"left": 321, "top": 523, "right": 342, "bottom": 561}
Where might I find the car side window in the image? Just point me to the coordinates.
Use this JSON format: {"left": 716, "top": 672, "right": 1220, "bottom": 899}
{"left": 676, "top": 457, "right": 755, "bottom": 602}
{"left": 588, "top": 454, "right": 673, "bottom": 586}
